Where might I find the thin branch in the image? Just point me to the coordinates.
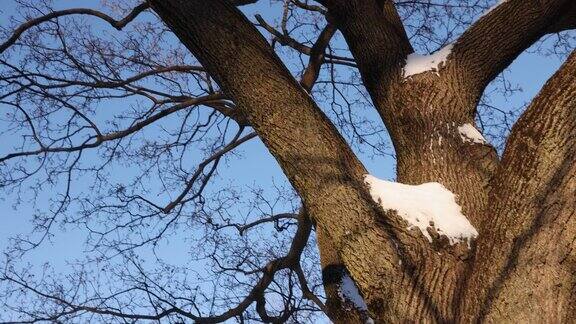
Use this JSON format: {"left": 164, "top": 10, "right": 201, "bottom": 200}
{"left": 0, "top": 2, "right": 149, "bottom": 53}
{"left": 162, "top": 130, "right": 257, "bottom": 213}
{"left": 300, "top": 23, "right": 336, "bottom": 92}
{"left": 255, "top": 14, "right": 355, "bottom": 64}
{"left": 0, "top": 94, "right": 225, "bottom": 163}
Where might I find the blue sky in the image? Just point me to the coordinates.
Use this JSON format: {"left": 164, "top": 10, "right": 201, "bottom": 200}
{"left": 0, "top": 0, "right": 570, "bottom": 321}
{"left": 0, "top": 0, "right": 397, "bottom": 269}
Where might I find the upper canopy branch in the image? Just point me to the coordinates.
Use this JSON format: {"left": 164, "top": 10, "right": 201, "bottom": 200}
{"left": 0, "top": 94, "right": 225, "bottom": 163}
{"left": 0, "top": 2, "right": 149, "bottom": 53}
{"left": 255, "top": 14, "right": 356, "bottom": 67}
{"left": 320, "top": 0, "right": 412, "bottom": 92}
{"left": 447, "top": 0, "right": 576, "bottom": 95}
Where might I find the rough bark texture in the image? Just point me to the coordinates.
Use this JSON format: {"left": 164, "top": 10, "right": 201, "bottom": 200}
{"left": 447, "top": 0, "right": 576, "bottom": 93}
{"left": 323, "top": 0, "right": 498, "bottom": 226}
{"left": 323, "top": 0, "right": 500, "bottom": 320}
{"left": 459, "top": 51, "right": 576, "bottom": 323}
{"left": 148, "top": 0, "right": 576, "bottom": 322}
{"left": 148, "top": 1, "right": 445, "bottom": 322}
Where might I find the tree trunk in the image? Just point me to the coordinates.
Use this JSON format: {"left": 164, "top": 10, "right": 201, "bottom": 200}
{"left": 149, "top": 0, "right": 576, "bottom": 322}
{"left": 458, "top": 50, "right": 576, "bottom": 323}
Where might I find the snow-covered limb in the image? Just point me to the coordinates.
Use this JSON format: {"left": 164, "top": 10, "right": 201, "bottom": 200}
{"left": 402, "top": 44, "right": 453, "bottom": 78}
{"left": 458, "top": 123, "right": 487, "bottom": 144}
{"left": 364, "top": 175, "right": 478, "bottom": 245}
{"left": 338, "top": 273, "right": 374, "bottom": 324}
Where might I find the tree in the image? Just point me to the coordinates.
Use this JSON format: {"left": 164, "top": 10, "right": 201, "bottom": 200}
{"left": 0, "top": 0, "right": 574, "bottom": 322}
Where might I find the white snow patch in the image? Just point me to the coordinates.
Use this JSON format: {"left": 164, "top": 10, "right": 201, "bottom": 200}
{"left": 364, "top": 175, "right": 478, "bottom": 245}
{"left": 480, "top": 0, "right": 508, "bottom": 18}
{"left": 339, "top": 274, "right": 368, "bottom": 311}
{"left": 339, "top": 274, "right": 374, "bottom": 323}
{"left": 458, "top": 123, "right": 486, "bottom": 144}
{"left": 403, "top": 44, "right": 453, "bottom": 78}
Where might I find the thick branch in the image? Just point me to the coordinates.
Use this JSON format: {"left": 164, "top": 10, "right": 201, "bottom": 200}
{"left": 447, "top": 0, "right": 576, "bottom": 94}
{"left": 148, "top": 2, "right": 481, "bottom": 323}
{"left": 321, "top": 0, "right": 412, "bottom": 94}
{"left": 546, "top": 2, "right": 576, "bottom": 33}
{"left": 148, "top": 0, "right": 378, "bottom": 251}
{"left": 324, "top": 0, "right": 499, "bottom": 230}
{"left": 460, "top": 50, "right": 576, "bottom": 322}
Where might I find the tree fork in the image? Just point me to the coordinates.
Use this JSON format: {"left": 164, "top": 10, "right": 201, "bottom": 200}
{"left": 322, "top": 0, "right": 499, "bottom": 230}
{"left": 149, "top": 0, "right": 478, "bottom": 322}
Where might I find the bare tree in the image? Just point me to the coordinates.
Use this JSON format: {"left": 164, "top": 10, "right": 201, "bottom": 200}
{"left": 0, "top": 0, "right": 574, "bottom": 322}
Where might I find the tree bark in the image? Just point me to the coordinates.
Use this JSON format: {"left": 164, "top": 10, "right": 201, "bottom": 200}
{"left": 447, "top": 0, "right": 576, "bottom": 94}
{"left": 323, "top": 0, "right": 498, "bottom": 227}
{"left": 458, "top": 50, "right": 576, "bottom": 323}
{"left": 149, "top": 0, "right": 576, "bottom": 322}
{"left": 149, "top": 1, "right": 481, "bottom": 322}
{"left": 311, "top": 1, "right": 576, "bottom": 322}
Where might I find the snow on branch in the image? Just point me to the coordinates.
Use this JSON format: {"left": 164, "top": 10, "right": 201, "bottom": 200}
{"left": 458, "top": 123, "right": 487, "bottom": 144}
{"left": 402, "top": 44, "right": 453, "bottom": 78}
{"left": 339, "top": 273, "right": 375, "bottom": 324}
{"left": 364, "top": 175, "right": 478, "bottom": 245}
